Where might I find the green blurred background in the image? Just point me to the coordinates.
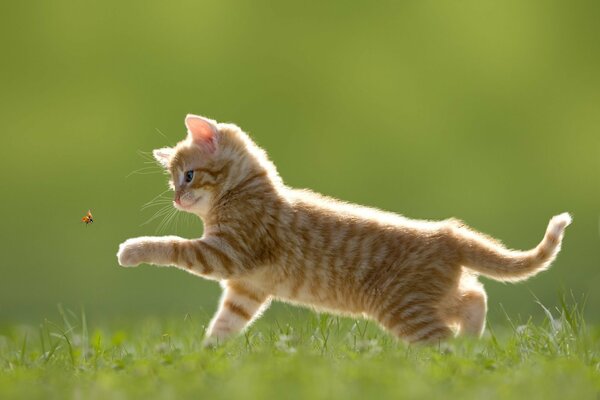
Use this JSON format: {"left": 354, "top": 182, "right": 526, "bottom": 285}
{"left": 0, "top": 1, "right": 598, "bottom": 325}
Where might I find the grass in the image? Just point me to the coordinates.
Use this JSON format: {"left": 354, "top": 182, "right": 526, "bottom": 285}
{"left": 1, "top": 299, "right": 599, "bottom": 400}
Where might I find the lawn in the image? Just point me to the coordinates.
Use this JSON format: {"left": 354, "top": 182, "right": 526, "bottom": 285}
{"left": 1, "top": 300, "right": 598, "bottom": 400}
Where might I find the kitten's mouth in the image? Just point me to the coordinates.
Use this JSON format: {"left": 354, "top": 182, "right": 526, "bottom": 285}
{"left": 174, "top": 196, "right": 202, "bottom": 210}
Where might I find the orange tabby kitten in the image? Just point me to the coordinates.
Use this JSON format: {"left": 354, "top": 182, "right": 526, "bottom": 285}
{"left": 117, "top": 114, "right": 571, "bottom": 345}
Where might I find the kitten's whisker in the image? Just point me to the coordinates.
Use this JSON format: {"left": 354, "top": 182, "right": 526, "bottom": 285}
{"left": 141, "top": 190, "right": 172, "bottom": 210}
{"left": 141, "top": 204, "right": 171, "bottom": 213}
{"left": 141, "top": 204, "right": 173, "bottom": 226}
{"left": 136, "top": 149, "right": 170, "bottom": 170}
{"left": 126, "top": 167, "right": 163, "bottom": 179}
{"left": 141, "top": 210, "right": 171, "bottom": 228}
{"left": 155, "top": 128, "right": 171, "bottom": 140}
{"left": 132, "top": 170, "right": 164, "bottom": 176}
{"left": 166, "top": 209, "right": 180, "bottom": 231}
{"left": 156, "top": 207, "right": 178, "bottom": 233}
{"left": 184, "top": 212, "right": 194, "bottom": 227}
{"left": 141, "top": 197, "right": 173, "bottom": 209}
{"left": 147, "top": 188, "right": 171, "bottom": 199}
{"left": 141, "top": 201, "right": 172, "bottom": 211}
{"left": 142, "top": 197, "right": 172, "bottom": 203}
{"left": 156, "top": 214, "right": 172, "bottom": 233}
{"left": 136, "top": 150, "right": 156, "bottom": 162}
{"left": 152, "top": 212, "right": 175, "bottom": 232}
{"left": 166, "top": 209, "right": 179, "bottom": 232}
{"left": 174, "top": 211, "right": 181, "bottom": 232}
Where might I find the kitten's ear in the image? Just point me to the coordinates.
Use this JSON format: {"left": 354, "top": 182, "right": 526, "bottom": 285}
{"left": 153, "top": 147, "right": 174, "bottom": 168}
{"left": 185, "top": 114, "right": 218, "bottom": 153}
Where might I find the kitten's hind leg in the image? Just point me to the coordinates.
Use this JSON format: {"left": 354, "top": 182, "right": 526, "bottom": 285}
{"left": 204, "top": 281, "right": 270, "bottom": 347}
{"left": 441, "top": 274, "right": 487, "bottom": 337}
{"left": 454, "top": 289, "right": 487, "bottom": 337}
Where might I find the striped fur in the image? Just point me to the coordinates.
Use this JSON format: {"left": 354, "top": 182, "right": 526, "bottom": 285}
{"left": 117, "top": 114, "right": 572, "bottom": 345}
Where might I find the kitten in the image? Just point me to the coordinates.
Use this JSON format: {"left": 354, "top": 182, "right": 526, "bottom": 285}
{"left": 117, "top": 114, "right": 571, "bottom": 345}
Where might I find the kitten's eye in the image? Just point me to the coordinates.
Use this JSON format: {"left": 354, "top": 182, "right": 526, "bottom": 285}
{"left": 184, "top": 170, "right": 194, "bottom": 183}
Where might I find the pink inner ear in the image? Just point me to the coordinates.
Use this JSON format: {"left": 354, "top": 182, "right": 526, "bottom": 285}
{"left": 185, "top": 114, "right": 217, "bottom": 153}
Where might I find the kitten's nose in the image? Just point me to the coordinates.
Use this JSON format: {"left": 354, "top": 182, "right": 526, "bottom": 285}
{"left": 174, "top": 193, "right": 182, "bottom": 205}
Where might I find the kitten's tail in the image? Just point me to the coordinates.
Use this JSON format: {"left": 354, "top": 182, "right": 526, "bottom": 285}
{"left": 458, "top": 213, "right": 572, "bottom": 282}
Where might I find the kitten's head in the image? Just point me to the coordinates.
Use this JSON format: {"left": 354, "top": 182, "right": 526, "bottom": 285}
{"left": 153, "top": 114, "right": 279, "bottom": 218}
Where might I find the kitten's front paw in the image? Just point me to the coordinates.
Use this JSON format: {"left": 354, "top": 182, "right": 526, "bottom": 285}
{"left": 117, "top": 238, "right": 148, "bottom": 267}
{"left": 202, "top": 336, "right": 222, "bottom": 349}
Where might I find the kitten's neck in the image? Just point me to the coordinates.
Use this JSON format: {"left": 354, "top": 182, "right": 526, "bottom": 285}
{"left": 202, "top": 167, "right": 281, "bottom": 229}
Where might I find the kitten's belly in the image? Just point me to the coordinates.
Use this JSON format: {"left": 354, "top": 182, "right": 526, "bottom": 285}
{"left": 269, "top": 279, "right": 365, "bottom": 317}
{"left": 246, "top": 267, "right": 366, "bottom": 316}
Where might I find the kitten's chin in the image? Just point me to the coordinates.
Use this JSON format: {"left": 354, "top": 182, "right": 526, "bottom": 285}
{"left": 174, "top": 196, "right": 200, "bottom": 211}
{"left": 174, "top": 196, "right": 208, "bottom": 216}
